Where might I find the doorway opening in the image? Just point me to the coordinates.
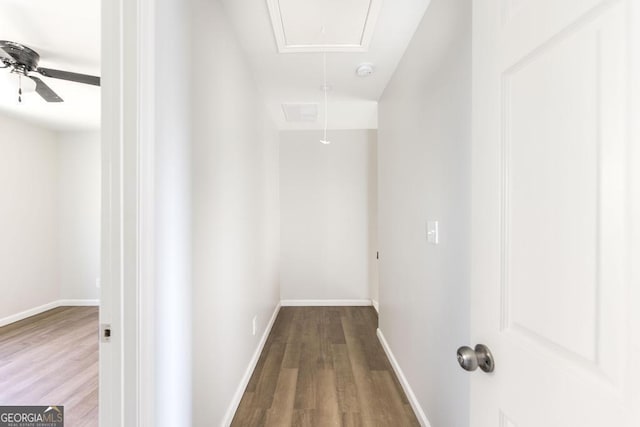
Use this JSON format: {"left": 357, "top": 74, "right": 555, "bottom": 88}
{"left": 0, "top": 1, "right": 101, "bottom": 424}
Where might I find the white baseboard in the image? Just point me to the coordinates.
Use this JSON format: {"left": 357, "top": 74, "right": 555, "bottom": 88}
{"left": 0, "top": 301, "right": 59, "bottom": 328}
{"left": 0, "top": 299, "right": 100, "bottom": 327}
{"left": 58, "top": 299, "right": 100, "bottom": 306}
{"left": 371, "top": 299, "right": 379, "bottom": 313}
{"left": 280, "top": 299, "right": 372, "bottom": 307}
{"left": 222, "top": 301, "right": 282, "bottom": 426}
{"left": 377, "top": 328, "right": 432, "bottom": 427}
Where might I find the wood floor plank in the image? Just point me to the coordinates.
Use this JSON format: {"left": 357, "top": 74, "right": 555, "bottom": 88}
{"left": 331, "top": 344, "right": 359, "bottom": 414}
{"left": 314, "top": 368, "right": 341, "bottom": 427}
{"left": 265, "top": 368, "right": 298, "bottom": 426}
{"left": 270, "top": 307, "right": 295, "bottom": 344}
{"left": 316, "top": 310, "right": 334, "bottom": 370}
{"left": 371, "top": 370, "right": 420, "bottom": 427}
{"left": 253, "top": 342, "right": 287, "bottom": 409}
{"left": 293, "top": 342, "right": 317, "bottom": 410}
{"left": 348, "top": 308, "right": 389, "bottom": 372}
{"left": 232, "top": 306, "right": 420, "bottom": 426}
{"left": 0, "top": 339, "right": 95, "bottom": 395}
{"left": 246, "top": 346, "right": 271, "bottom": 393}
{"left": 233, "top": 392, "right": 257, "bottom": 426}
{"left": 0, "top": 308, "right": 95, "bottom": 360}
{"left": 342, "top": 314, "right": 381, "bottom": 427}
{"left": 282, "top": 341, "right": 302, "bottom": 370}
{"left": 293, "top": 309, "right": 322, "bottom": 410}
{"left": 243, "top": 409, "right": 267, "bottom": 426}
{"left": 326, "top": 309, "right": 346, "bottom": 344}
{"left": 292, "top": 409, "right": 314, "bottom": 427}
{"left": 0, "top": 307, "right": 71, "bottom": 342}
{"left": 282, "top": 310, "right": 304, "bottom": 369}
{"left": 1, "top": 323, "right": 97, "bottom": 401}
{"left": 0, "top": 306, "right": 98, "bottom": 426}
{"left": 341, "top": 412, "right": 363, "bottom": 427}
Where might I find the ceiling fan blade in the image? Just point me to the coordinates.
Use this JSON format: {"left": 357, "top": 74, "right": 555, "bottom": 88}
{"left": 37, "top": 67, "right": 100, "bottom": 86}
{"left": 29, "top": 75, "right": 63, "bottom": 102}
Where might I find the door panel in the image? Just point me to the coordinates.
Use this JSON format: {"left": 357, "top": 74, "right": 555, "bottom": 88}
{"left": 471, "top": 0, "right": 638, "bottom": 425}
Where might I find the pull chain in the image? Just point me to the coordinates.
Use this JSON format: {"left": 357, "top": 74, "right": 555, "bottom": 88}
{"left": 323, "top": 53, "right": 328, "bottom": 142}
{"left": 320, "top": 53, "right": 330, "bottom": 145}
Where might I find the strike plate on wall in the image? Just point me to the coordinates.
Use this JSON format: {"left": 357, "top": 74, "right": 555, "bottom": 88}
{"left": 101, "top": 324, "right": 111, "bottom": 343}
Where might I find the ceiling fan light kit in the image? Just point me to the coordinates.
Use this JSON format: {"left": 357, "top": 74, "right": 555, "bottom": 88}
{"left": 0, "top": 40, "right": 100, "bottom": 103}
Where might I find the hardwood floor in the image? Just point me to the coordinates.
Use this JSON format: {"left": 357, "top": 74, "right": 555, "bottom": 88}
{"left": 0, "top": 306, "right": 99, "bottom": 427}
{"left": 232, "top": 306, "right": 420, "bottom": 427}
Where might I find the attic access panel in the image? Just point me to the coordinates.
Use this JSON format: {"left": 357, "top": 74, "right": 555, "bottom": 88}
{"left": 266, "top": 0, "right": 382, "bottom": 53}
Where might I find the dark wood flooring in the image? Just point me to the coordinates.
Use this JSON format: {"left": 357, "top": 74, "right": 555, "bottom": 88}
{"left": 232, "top": 306, "right": 420, "bottom": 426}
{"left": 0, "top": 306, "right": 99, "bottom": 426}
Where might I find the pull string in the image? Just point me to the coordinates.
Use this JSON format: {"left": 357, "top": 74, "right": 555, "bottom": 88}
{"left": 18, "top": 74, "right": 22, "bottom": 103}
{"left": 321, "top": 52, "right": 330, "bottom": 144}
{"left": 323, "top": 52, "right": 328, "bottom": 142}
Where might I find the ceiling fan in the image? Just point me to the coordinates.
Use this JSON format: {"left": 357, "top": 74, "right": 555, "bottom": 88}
{"left": 0, "top": 40, "right": 100, "bottom": 103}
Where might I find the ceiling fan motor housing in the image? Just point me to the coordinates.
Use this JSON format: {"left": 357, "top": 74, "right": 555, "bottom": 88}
{"left": 0, "top": 40, "right": 40, "bottom": 73}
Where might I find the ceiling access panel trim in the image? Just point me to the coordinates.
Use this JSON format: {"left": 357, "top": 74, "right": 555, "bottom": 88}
{"left": 266, "top": 0, "right": 382, "bottom": 53}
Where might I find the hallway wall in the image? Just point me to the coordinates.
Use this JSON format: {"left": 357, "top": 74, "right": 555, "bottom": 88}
{"left": 190, "top": 0, "right": 281, "bottom": 424}
{"left": 279, "top": 130, "right": 377, "bottom": 302}
{"left": 377, "top": 0, "right": 472, "bottom": 425}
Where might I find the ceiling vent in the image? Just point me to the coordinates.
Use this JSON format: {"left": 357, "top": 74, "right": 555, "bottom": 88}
{"left": 266, "top": 0, "right": 382, "bottom": 53}
{"left": 282, "top": 103, "right": 319, "bottom": 122}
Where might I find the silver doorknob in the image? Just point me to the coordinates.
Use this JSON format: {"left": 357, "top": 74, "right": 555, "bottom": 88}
{"left": 456, "top": 344, "right": 495, "bottom": 373}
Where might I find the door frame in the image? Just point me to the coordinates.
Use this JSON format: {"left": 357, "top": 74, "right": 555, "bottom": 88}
{"left": 100, "top": 0, "right": 156, "bottom": 424}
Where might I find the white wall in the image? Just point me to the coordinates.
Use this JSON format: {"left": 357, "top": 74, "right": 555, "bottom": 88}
{"left": 377, "top": 0, "right": 471, "bottom": 425}
{"left": 190, "top": 0, "right": 280, "bottom": 424}
{"left": 279, "top": 130, "right": 377, "bottom": 302}
{"left": 0, "top": 115, "right": 59, "bottom": 320}
{"left": 0, "top": 115, "right": 100, "bottom": 323}
{"left": 57, "top": 131, "right": 101, "bottom": 300}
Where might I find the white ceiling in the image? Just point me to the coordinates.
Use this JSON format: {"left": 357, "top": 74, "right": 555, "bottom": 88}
{"left": 0, "top": 0, "right": 428, "bottom": 132}
{"left": 0, "top": 0, "right": 100, "bottom": 131}
{"left": 220, "top": 0, "right": 432, "bottom": 130}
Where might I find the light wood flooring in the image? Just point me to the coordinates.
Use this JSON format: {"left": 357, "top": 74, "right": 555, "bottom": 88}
{"left": 232, "top": 306, "right": 420, "bottom": 426}
{"left": 0, "top": 306, "right": 99, "bottom": 426}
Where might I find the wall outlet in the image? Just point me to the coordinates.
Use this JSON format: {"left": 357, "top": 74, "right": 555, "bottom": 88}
{"left": 252, "top": 316, "right": 257, "bottom": 336}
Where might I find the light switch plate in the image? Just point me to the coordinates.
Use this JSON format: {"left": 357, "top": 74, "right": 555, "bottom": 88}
{"left": 427, "top": 221, "right": 439, "bottom": 244}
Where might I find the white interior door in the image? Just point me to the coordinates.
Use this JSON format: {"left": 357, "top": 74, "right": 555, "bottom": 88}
{"left": 471, "top": 0, "right": 640, "bottom": 425}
